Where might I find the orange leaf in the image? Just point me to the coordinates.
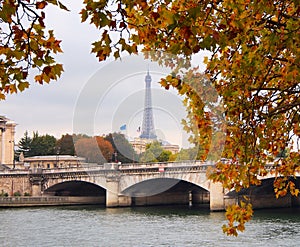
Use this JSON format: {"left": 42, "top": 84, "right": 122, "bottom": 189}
{"left": 36, "top": 1, "right": 47, "bottom": 9}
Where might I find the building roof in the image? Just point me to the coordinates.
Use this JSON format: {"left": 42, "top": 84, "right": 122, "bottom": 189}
{"left": 24, "top": 155, "right": 86, "bottom": 162}
{"left": 0, "top": 116, "right": 16, "bottom": 128}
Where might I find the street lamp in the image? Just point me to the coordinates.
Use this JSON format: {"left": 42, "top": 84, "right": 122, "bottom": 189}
{"left": 114, "top": 152, "right": 118, "bottom": 163}
{"left": 56, "top": 147, "right": 60, "bottom": 168}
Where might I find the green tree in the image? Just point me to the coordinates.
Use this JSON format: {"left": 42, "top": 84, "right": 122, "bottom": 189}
{"left": 175, "top": 147, "right": 198, "bottom": 161}
{"left": 140, "top": 149, "right": 156, "bottom": 163}
{"left": 28, "top": 132, "right": 57, "bottom": 156}
{"left": 140, "top": 141, "right": 171, "bottom": 162}
{"left": 168, "top": 153, "right": 177, "bottom": 162}
{"left": 105, "top": 133, "right": 138, "bottom": 163}
{"left": 157, "top": 150, "right": 172, "bottom": 162}
{"left": 72, "top": 133, "right": 91, "bottom": 143}
{"left": 16, "top": 131, "right": 57, "bottom": 157}
{"left": 56, "top": 134, "right": 75, "bottom": 155}
{"left": 16, "top": 131, "right": 32, "bottom": 158}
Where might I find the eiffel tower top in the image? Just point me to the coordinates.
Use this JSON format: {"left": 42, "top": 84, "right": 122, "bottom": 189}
{"left": 139, "top": 69, "right": 157, "bottom": 140}
{"left": 145, "top": 69, "right": 151, "bottom": 84}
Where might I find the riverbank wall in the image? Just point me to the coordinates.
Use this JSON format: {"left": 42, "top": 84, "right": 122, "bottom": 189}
{"left": 0, "top": 196, "right": 105, "bottom": 207}
{"left": 224, "top": 194, "right": 300, "bottom": 209}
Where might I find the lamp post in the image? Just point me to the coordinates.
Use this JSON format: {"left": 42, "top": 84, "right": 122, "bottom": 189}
{"left": 9, "top": 140, "right": 15, "bottom": 169}
{"left": 0, "top": 117, "right": 6, "bottom": 165}
{"left": 56, "top": 147, "right": 60, "bottom": 168}
{"left": 114, "top": 152, "right": 118, "bottom": 163}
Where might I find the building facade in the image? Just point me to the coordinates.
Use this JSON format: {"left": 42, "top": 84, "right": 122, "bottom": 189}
{"left": 0, "top": 116, "right": 16, "bottom": 166}
{"left": 24, "top": 155, "right": 86, "bottom": 169}
{"left": 130, "top": 138, "right": 179, "bottom": 155}
{"left": 161, "top": 144, "right": 180, "bottom": 154}
{"left": 130, "top": 138, "right": 153, "bottom": 154}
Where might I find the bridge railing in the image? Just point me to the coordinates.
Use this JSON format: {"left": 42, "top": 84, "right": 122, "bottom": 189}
{"left": 0, "top": 169, "right": 31, "bottom": 175}
{"left": 41, "top": 165, "right": 104, "bottom": 173}
{"left": 0, "top": 161, "right": 290, "bottom": 176}
{"left": 118, "top": 160, "right": 214, "bottom": 171}
{"left": 0, "top": 161, "right": 215, "bottom": 175}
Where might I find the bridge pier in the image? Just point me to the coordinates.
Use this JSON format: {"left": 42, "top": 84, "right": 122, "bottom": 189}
{"left": 106, "top": 176, "right": 119, "bottom": 207}
{"left": 106, "top": 191, "right": 132, "bottom": 207}
{"left": 106, "top": 175, "right": 131, "bottom": 207}
{"left": 118, "top": 195, "right": 132, "bottom": 207}
{"left": 29, "top": 174, "right": 44, "bottom": 196}
{"left": 31, "top": 181, "right": 42, "bottom": 196}
{"left": 209, "top": 182, "right": 225, "bottom": 211}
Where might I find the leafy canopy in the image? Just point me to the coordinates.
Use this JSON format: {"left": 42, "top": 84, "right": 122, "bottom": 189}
{"left": 2, "top": 0, "right": 300, "bottom": 236}
{"left": 80, "top": 0, "right": 299, "bottom": 235}
{"left": 56, "top": 134, "right": 75, "bottom": 155}
{"left": 0, "top": 0, "right": 67, "bottom": 99}
{"left": 16, "top": 131, "right": 57, "bottom": 157}
{"left": 74, "top": 135, "right": 114, "bottom": 164}
{"left": 140, "top": 141, "right": 172, "bottom": 162}
{"left": 104, "top": 133, "right": 138, "bottom": 163}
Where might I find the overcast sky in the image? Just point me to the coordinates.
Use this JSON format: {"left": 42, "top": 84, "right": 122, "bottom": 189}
{"left": 0, "top": 2, "right": 209, "bottom": 148}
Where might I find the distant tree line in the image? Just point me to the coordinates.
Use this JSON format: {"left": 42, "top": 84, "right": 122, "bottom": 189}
{"left": 15, "top": 132, "right": 138, "bottom": 164}
{"left": 16, "top": 131, "right": 200, "bottom": 164}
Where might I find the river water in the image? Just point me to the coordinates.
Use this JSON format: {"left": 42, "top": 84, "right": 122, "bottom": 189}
{"left": 0, "top": 205, "right": 299, "bottom": 247}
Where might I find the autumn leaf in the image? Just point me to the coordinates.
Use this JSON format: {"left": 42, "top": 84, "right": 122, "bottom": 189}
{"left": 36, "top": 1, "right": 47, "bottom": 9}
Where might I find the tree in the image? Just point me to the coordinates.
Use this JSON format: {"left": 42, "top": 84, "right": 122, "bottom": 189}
{"left": 140, "top": 141, "right": 171, "bottom": 162}
{"left": 140, "top": 141, "right": 161, "bottom": 162}
{"left": 173, "top": 147, "right": 199, "bottom": 161}
{"left": 105, "top": 133, "right": 138, "bottom": 163}
{"left": 0, "top": 0, "right": 65, "bottom": 99}
{"left": 74, "top": 136, "right": 113, "bottom": 164}
{"left": 157, "top": 149, "right": 172, "bottom": 162}
{"left": 72, "top": 133, "right": 91, "bottom": 143}
{"left": 79, "top": 0, "right": 299, "bottom": 235}
{"left": 95, "top": 136, "right": 114, "bottom": 162}
{"left": 56, "top": 134, "right": 75, "bottom": 155}
{"left": 28, "top": 132, "right": 57, "bottom": 156}
{"left": 2, "top": 0, "right": 299, "bottom": 235}
{"left": 16, "top": 131, "right": 57, "bottom": 157}
{"left": 16, "top": 131, "right": 32, "bottom": 158}
{"left": 140, "top": 150, "right": 157, "bottom": 163}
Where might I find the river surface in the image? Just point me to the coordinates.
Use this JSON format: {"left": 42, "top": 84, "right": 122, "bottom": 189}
{"left": 0, "top": 205, "right": 299, "bottom": 247}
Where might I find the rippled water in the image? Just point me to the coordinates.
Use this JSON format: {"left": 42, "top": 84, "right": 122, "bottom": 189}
{"left": 0, "top": 206, "right": 299, "bottom": 246}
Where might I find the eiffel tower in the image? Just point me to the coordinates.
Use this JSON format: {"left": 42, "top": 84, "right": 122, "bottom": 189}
{"left": 139, "top": 70, "right": 157, "bottom": 139}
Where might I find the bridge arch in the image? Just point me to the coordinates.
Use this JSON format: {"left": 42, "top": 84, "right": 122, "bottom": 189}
{"left": 119, "top": 172, "right": 210, "bottom": 194}
{"left": 121, "top": 177, "right": 210, "bottom": 207}
{"left": 44, "top": 180, "right": 106, "bottom": 197}
{"left": 225, "top": 176, "right": 300, "bottom": 209}
{"left": 226, "top": 177, "right": 300, "bottom": 197}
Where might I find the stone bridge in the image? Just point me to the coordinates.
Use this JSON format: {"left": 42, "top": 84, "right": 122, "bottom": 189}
{"left": 0, "top": 161, "right": 299, "bottom": 210}
{"left": 38, "top": 161, "right": 220, "bottom": 209}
